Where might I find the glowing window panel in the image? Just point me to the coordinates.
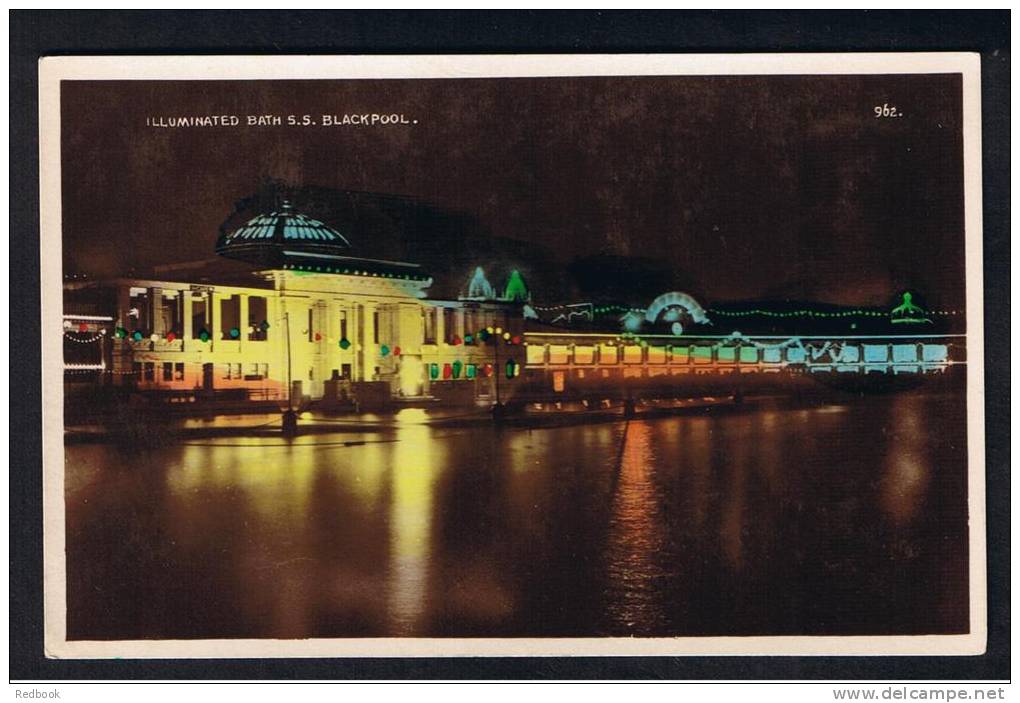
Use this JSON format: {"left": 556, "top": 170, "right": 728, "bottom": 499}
{"left": 863, "top": 344, "right": 889, "bottom": 363}
{"left": 840, "top": 345, "right": 861, "bottom": 363}
{"left": 717, "top": 346, "right": 736, "bottom": 363}
{"left": 786, "top": 347, "right": 807, "bottom": 364}
{"left": 599, "top": 345, "right": 618, "bottom": 364}
{"left": 739, "top": 346, "right": 758, "bottom": 363}
{"left": 548, "top": 345, "right": 571, "bottom": 365}
{"left": 646, "top": 346, "right": 666, "bottom": 364}
{"left": 762, "top": 348, "right": 783, "bottom": 364}
{"left": 573, "top": 346, "right": 595, "bottom": 364}
{"left": 922, "top": 344, "right": 949, "bottom": 363}
{"left": 552, "top": 371, "right": 565, "bottom": 393}
{"left": 526, "top": 344, "right": 547, "bottom": 365}
{"left": 623, "top": 346, "right": 643, "bottom": 364}
{"left": 892, "top": 344, "right": 918, "bottom": 363}
{"left": 670, "top": 346, "right": 690, "bottom": 364}
{"left": 692, "top": 346, "right": 713, "bottom": 364}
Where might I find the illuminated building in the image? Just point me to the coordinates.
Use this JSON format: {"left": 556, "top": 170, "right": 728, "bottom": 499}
{"left": 63, "top": 202, "right": 525, "bottom": 406}
{"left": 64, "top": 199, "right": 964, "bottom": 408}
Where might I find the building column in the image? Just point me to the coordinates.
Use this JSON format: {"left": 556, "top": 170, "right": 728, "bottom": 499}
{"left": 116, "top": 286, "right": 131, "bottom": 329}
{"left": 361, "top": 303, "right": 377, "bottom": 381}
{"left": 209, "top": 291, "right": 222, "bottom": 350}
{"left": 150, "top": 286, "right": 164, "bottom": 336}
{"left": 182, "top": 290, "right": 194, "bottom": 351}
{"left": 114, "top": 285, "right": 132, "bottom": 385}
{"left": 268, "top": 296, "right": 285, "bottom": 395}
{"left": 435, "top": 306, "right": 445, "bottom": 347}
{"left": 239, "top": 293, "right": 249, "bottom": 354}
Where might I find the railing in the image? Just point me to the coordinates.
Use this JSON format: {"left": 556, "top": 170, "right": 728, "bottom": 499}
{"left": 522, "top": 334, "right": 966, "bottom": 376}
{"left": 143, "top": 387, "right": 287, "bottom": 404}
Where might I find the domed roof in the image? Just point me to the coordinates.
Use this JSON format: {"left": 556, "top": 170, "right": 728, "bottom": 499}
{"left": 214, "top": 200, "right": 431, "bottom": 281}
{"left": 216, "top": 201, "right": 350, "bottom": 264}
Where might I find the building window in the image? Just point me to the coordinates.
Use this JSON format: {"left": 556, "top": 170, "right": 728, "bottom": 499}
{"left": 174, "top": 363, "right": 185, "bottom": 381}
{"left": 129, "top": 288, "right": 151, "bottom": 333}
{"left": 307, "top": 308, "right": 314, "bottom": 342}
{"left": 162, "top": 362, "right": 173, "bottom": 382}
{"left": 143, "top": 363, "right": 155, "bottom": 382}
{"left": 443, "top": 308, "right": 455, "bottom": 343}
{"left": 423, "top": 308, "right": 436, "bottom": 345}
{"left": 245, "top": 363, "right": 268, "bottom": 380}
{"left": 159, "top": 291, "right": 182, "bottom": 337}
{"left": 248, "top": 296, "right": 268, "bottom": 341}
{"left": 222, "top": 363, "right": 241, "bottom": 379}
{"left": 191, "top": 294, "right": 210, "bottom": 339}
{"left": 219, "top": 295, "right": 240, "bottom": 340}
{"left": 339, "top": 310, "right": 348, "bottom": 341}
{"left": 373, "top": 311, "right": 380, "bottom": 344}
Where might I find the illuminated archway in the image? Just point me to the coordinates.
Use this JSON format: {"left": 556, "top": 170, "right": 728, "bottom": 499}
{"left": 644, "top": 292, "right": 710, "bottom": 333}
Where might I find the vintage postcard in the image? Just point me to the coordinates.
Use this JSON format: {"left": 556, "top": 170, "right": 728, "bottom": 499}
{"left": 40, "top": 53, "right": 985, "bottom": 658}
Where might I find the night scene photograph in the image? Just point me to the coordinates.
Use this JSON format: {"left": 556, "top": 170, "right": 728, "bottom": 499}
{"left": 44, "top": 54, "right": 983, "bottom": 655}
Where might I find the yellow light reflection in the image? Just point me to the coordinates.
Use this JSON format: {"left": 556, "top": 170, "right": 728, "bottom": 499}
{"left": 386, "top": 422, "right": 440, "bottom": 635}
{"left": 394, "top": 407, "right": 429, "bottom": 424}
{"left": 881, "top": 396, "right": 931, "bottom": 526}
{"left": 399, "top": 356, "right": 424, "bottom": 397}
{"left": 604, "top": 421, "right": 667, "bottom": 631}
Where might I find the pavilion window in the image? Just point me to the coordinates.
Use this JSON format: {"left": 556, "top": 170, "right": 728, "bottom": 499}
{"left": 191, "top": 295, "right": 209, "bottom": 339}
{"left": 423, "top": 308, "right": 436, "bottom": 345}
{"left": 219, "top": 295, "right": 240, "bottom": 340}
{"left": 128, "top": 288, "right": 150, "bottom": 333}
{"left": 443, "top": 308, "right": 455, "bottom": 343}
{"left": 373, "top": 311, "right": 380, "bottom": 344}
{"left": 339, "top": 310, "right": 348, "bottom": 341}
{"left": 159, "top": 292, "right": 182, "bottom": 336}
{"left": 248, "top": 296, "right": 268, "bottom": 341}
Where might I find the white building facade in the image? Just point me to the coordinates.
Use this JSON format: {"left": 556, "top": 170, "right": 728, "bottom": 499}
{"left": 63, "top": 203, "right": 526, "bottom": 407}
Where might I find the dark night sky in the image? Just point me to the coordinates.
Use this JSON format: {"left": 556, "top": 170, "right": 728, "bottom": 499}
{"left": 61, "top": 74, "right": 965, "bottom": 308}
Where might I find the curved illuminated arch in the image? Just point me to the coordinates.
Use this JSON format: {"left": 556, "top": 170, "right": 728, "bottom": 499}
{"left": 644, "top": 292, "right": 710, "bottom": 325}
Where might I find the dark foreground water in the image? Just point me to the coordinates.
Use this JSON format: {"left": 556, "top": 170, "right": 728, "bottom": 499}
{"left": 65, "top": 391, "right": 969, "bottom": 640}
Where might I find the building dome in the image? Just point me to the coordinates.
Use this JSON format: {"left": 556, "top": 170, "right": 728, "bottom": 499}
{"left": 216, "top": 201, "right": 351, "bottom": 265}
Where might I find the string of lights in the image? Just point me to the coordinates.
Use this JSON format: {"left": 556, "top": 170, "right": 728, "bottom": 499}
{"left": 708, "top": 308, "right": 961, "bottom": 318}
{"left": 63, "top": 331, "right": 107, "bottom": 343}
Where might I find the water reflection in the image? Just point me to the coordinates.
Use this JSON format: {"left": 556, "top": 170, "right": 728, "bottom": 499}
{"left": 64, "top": 391, "right": 969, "bottom": 639}
{"left": 387, "top": 411, "right": 441, "bottom": 635}
{"left": 880, "top": 395, "right": 932, "bottom": 526}
{"left": 604, "top": 421, "right": 669, "bottom": 632}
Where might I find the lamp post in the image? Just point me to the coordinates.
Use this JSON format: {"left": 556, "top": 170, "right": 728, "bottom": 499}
{"left": 486, "top": 327, "right": 515, "bottom": 421}
{"left": 281, "top": 311, "right": 298, "bottom": 436}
